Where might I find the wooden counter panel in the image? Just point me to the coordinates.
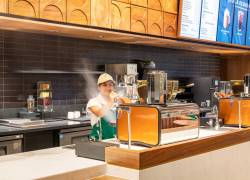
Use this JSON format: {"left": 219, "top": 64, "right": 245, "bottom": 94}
{"left": 163, "top": 12, "right": 177, "bottom": 38}
{"left": 111, "top": 1, "right": 130, "bottom": 31}
{"left": 9, "top": 0, "right": 39, "bottom": 18}
{"left": 91, "top": 0, "right": 111, "bottom": 28}
{"left": 148, "top": 9, "right": 163, "bottom": 36}
{"left": 0, "top": 0, "right": 7, "bottom": 13}
{"left": 148, "top": 0, "right": 162, "bottom": 11}
{"left": 131, "top": 5, "right": 147, "bottom": 34}
{"left": 67, "top": 0, "right": 90, "bottom": 25}
{"left": 131, "top": 0, "right": 147, "bottom": 7}
{"left": 115, "top": 0, "right": 130, "bottom": 3}
{"left": 40, "top": 0, "right": 66, "bottom": 22}
{"left": 105, "top": 147, "right": 140, "bottom": 169}
{"left": 106, "top": 128, "right": 250, "bottom": 170}
{"left": 162, "top": 0, "right": 178, "bottom": 14}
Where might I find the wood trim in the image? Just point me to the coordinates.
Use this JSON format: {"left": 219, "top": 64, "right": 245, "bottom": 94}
{"left": 0, "top": 14, "right": 250, "bottom": 55}
{"left": 177, "top": 0, "right": 183, "bottom": 38}
{"left": 106, "top": 128, "right": 250, "bottom": 170}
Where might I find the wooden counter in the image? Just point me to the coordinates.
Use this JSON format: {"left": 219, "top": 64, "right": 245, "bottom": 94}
{"left": 105, "top": 127, "right": 250, "bottom": 170}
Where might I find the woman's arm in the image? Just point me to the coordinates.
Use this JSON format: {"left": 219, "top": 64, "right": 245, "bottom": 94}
{"left": 88, "top": 106, "right": 104, "bottom": 118}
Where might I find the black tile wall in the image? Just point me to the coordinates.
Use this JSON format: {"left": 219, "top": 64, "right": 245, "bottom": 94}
{"left": 0, "top": 30, "right": 221, "bottom": 117}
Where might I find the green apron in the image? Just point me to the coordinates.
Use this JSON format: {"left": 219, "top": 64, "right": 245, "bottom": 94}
{"left": 90, "top": 117, "right": 116, "bottom": 141}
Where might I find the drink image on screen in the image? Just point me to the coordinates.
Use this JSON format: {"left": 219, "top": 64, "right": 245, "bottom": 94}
{"left": 223, "top": 8, "right": 230, "bottom": 29}
{"left": 238, "top": 11, "right": 244, "bottom": 31}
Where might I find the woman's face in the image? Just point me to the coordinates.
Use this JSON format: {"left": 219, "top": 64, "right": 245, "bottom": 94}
{"left": 98, "top": 81, "right": 114, "bottom": 96}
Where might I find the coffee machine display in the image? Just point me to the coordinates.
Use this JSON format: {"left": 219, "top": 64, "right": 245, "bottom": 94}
{"left": 37, "top": 81, "right": 53, "bottom": 112}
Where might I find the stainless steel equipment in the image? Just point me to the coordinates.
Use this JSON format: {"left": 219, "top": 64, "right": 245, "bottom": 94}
{"left": 106, "top": 64, "right": 139, "bottom": 102}
{"left": 0, "top": 134, "right": 23, "bottom": 156}
{"left": 147, "top": 70, "right": 167, "bottom": 105}
{"left": 58, "top": 126, "right": 91, "bottom": 146}
{"left": 244, "top": 74, "right": 250, "bottom": 96}
{"left": 0, "top": 118, "right": 45, "bottom": 128}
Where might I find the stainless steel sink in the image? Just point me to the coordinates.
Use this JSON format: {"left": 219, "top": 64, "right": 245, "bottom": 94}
{"left": 0, "top": 118, "right": 46, "bottom": 128}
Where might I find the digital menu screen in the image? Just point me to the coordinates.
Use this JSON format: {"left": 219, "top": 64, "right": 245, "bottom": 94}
{"left": 232, "top": 0, "right": 248, "bottom": 45}
{"left": 217, "top": 0, "right": 235, "bottom": 43}
{"left": 179, "top": 0, "right": 202, "bottom": 39}
{"left": 199, "top": 0, "right": 220, "bottom": 41}
{"left": 245, "top": 3, "right": 250, "bottom": 46}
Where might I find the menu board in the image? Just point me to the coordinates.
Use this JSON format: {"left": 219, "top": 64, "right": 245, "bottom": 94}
{"left": 199, "top": 0, "right": 220, "bottom": 41}
{"left": 245, "top": 3, "right": 250, "bottom": 46}
{"left": 232, "top": 0, "right": 249, "bottom": 45}
{"left": 217, "top": 0, "right": 235, "bottom": 43}
{"left": 179, "top": 0, "right": 202, "bottom": 39}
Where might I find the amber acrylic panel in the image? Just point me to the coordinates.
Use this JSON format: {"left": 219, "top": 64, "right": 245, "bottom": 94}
{"left": 148, "top": 9, "right": 163, "bottom": 36}
{"left": 67, "top": 0, "right": 90, "bottom": 25}
{"left": 117, "top": 106, "right": 160, "bottom": 146}
{"left": 40, "top": 0, "right": 66, "bottom": 22}
{"left": 9, "top": 0, "right": 39, "bottom": 18}
{"left": 111, "top": 0, "right": 130, "bottom": 31}
{"left": 219, "top": 98, "right": 250, "bottom": 126}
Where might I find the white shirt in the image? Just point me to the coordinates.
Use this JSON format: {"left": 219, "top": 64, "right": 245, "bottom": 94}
{"left": 86, "top": 94, "right": 116, "bottom": 126}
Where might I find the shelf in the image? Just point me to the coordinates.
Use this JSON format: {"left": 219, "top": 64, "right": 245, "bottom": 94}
{"left": 0, "top": 14, "right": 250, "bottom": 55}
{"left": 14, "top": 69, "right": 104, "bottom": 74}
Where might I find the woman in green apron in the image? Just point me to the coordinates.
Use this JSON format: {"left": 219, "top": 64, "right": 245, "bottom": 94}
{"left": 86, "top": 73, "right": 117, "bottom": 141}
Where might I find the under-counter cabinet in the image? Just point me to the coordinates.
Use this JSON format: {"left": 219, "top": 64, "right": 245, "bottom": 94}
{"left": 148, "top": 9, "right": 163, "bottom": 36}
{"left": 131, "top": 5, "right": 147, "bottom": 34}
{"left": 91, "top": 0, "right": 111, "bottom": 28}
{"left": 9, "top": 0, "right": 39, "bottom": 18}
{"left": 0, "top": 134, "right": 23, "bottom": 156}
{"left": 111, "top": 0, "right": 130, "bottom": 31}
{"left": 40, "top": 0, "right": 66, "bottom": 22}
{"left": 67, "top": 0, "right": 90, "bottom": 25}
{"left": 163, "top": 12, "right": 177, "bottom": 37}
{"left": 23, "top": 130, "right": 57, "bottom": 152}
{"left": 0, "top": 0, "right": 8, "bottom": 13}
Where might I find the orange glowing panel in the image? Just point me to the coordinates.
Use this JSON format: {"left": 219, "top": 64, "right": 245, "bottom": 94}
{"left": 219, "top": 98, "right": 250, "bottom": 127}
{"left": 117, "top": 105, "right": 160, "bottom": 146}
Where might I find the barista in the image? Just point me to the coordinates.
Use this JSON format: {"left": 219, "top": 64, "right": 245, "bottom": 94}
{"left": 86, "top": 73, "right": 118, "bottom": 141}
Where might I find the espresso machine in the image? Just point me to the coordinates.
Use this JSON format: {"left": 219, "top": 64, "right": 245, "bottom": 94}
{"left": 244, "top": 74, "right": 250, "bottom": 97}
{"left": 105, "top": 64, "right": 139, "bottom": 102}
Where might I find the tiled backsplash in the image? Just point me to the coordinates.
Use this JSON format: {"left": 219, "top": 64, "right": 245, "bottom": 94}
{"left": 0, "top": 30, "right": 221, "bottom": 117}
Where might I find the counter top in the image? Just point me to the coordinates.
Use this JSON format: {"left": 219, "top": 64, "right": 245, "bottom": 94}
{"left": 0, "top": 146, "right": 106, "bottom": 180}
{"left": 0, "top": 118, "right": 91, "bottom": 136}
{"left": 106, "top": 127, "right": 250, "bottom": 170}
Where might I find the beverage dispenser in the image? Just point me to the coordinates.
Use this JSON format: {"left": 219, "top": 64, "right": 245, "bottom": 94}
{"left": 37, "top": 81, "right": 53, "bottom": 112}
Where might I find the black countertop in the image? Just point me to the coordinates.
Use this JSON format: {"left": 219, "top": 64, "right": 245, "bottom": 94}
{"left": 0, "top": 118, "right": 91, "bottom": 136}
